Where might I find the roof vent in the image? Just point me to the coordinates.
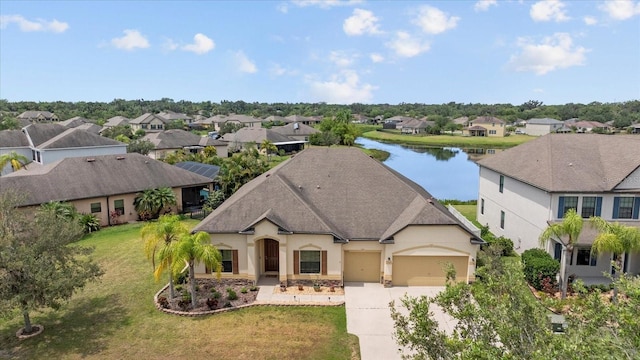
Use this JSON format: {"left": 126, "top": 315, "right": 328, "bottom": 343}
{"left": 266, "top": 173, "right": 270, "bottom": 177}
{"left": 116, "top": 156, "right": 125, "bottom": 160}
{"left": 316, "top": 185, "right": 320, "bottom": 189}
{"left": 427, "top": 198, "right": 434, "bottom": 204}
{"left": 87, "top": 158, "right": 95, "bottom": 162}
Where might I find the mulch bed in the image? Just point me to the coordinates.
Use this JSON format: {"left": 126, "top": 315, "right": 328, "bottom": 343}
{"left": 157, "top": 279, "right": 259, "bottom": 312}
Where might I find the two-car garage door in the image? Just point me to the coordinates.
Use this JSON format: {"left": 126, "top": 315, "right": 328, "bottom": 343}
{"left": 393, "top": 256, "right": 468, "bottom": 286}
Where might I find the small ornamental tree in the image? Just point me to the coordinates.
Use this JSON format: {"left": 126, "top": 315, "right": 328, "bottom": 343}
{"left": 0, "top": 193, "right": 103, "bottom": 335}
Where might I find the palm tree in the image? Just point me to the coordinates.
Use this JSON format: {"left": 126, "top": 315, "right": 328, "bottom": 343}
{"left": 154, "top": 187, "right": 177, "bottom": 216}
{"left": 172, "top": 231, "right": 222, "bottom": 307}
{"left": 590, "top": 217, "right": 640, "bottom": 302}
{"left": 539, "top": 208, "right": 583, "bottom": 299}
{"left": 260, "top": 140, "right": 277, "bottom": 161}
{"left": 142, "top": 215, "right": 189, "bottom": 299}
{"left": 134, "top": 187, "right": 177, "bottom": 220}
{"left": 39, "top": 201, "right": 78, "bottom": 220}
{"left": 0, "top": 151, "right": 29, "bottom": 174}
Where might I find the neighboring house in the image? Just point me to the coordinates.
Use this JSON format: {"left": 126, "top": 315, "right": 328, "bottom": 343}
{"left": 192, "top": 147, "right": 483, "bottom": 287}
{"left": 284, "top": 115, "right": 322, "bottom": 126}
{"left": 463, "top": 116, "right": 506, "bottom": 137}
{"left": 0, "top": 123, "right": 126, "bottom": 175}
{"left": 203, "top": 114, "right": 263, "bottom": 132}
{"left": 386, "top": 116, "right": 417, "bottom": 129}
{"left": 75, "top": 123, "right": 102, "bottom": 134}
{"left": 476, "top": 134, "right": 640, "bottom": 283}
{"left": 59, "top": 116, "right": 91, "bottom": 128}
{"left": 141, "top": 129, "right": 228, "bottom": 159}
{"left": 157, "top": 110, "right": 193, "bottom": 125}
{"left": 571, "top": 121, "right": 611, "bottom": 133}
{"left": 174, "top": 161, "right": 221, "bottom": 205}
{"left": 221, "top": 127, "right": 306, "bottom": 153}
{"left": 129, "top": 113, "right": 168, "bottom": 132}
{"left": 263, "top": 115, "right": 288, "bottom": 124}
{"left": 271, "top": 122, "right": 319, "bottom": 141}
{"left": 525, "top": 118, "right": 563, "bottom": 136}
{"left": 399, "top": 119, "right": 435, "bottom": 134}
{"left": 0, "top": 153, "right": 213, "bottom": 226}
{"left": 101, "top": 116, "right": 130, "bottom": 131}
{"left": 17, "top": 111, "right": 58, "bottom": 122}
{"left": 630, "top": 123, "right": 640, "bottom": 134}
{"left": 452, "top": 117, "right": 469, "bottom": 127}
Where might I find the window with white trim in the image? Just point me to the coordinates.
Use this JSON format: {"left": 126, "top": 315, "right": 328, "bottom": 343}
{"left": 90, "top": 202, "right": 101, "bottom": 213}
{"left": 576, "top": 248, "right": 597, "bottom": 266}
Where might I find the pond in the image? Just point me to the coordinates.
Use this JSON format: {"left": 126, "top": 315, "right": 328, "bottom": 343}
{"left": 356, "top": 137, "right": 487, "bottom": 201}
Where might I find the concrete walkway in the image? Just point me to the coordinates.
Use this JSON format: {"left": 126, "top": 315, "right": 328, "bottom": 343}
{"left": 344, "top": 283, "right": 456, "bottom": 360}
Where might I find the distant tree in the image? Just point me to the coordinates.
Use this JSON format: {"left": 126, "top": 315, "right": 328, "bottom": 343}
{"left": 127, "top": 139, "right": 155, "bottom": 155}
{"left": 203, "top": 190, "right": 226, "bottom": 212}
{"left": 309, "top": 131, "right": 340, "bottom": 146}
{"left": 101, "top": 125, "right": 133, "bottom": 139}
{"left": 217, "top": 148, "right": 269, "bottom": 198}
{"left": 39, "top": 201, "right": 78, "bottom": 221}
{"left": 114, "top": 134, "right": 131, "bottom": 143}
{"left": 202, "top": 146, "right": 217, "bottom": 158}
{"left": 165, "top": 120, "right": 186, "bottom": 130}
{"left": 172, "top": 231, "right": 222, "bottom": 307}
{"left": 219, "top": 122, "right": 244, "bottom": 135}
{"left": 260, "top": 140, "right": 277, "bottom": 160}
{"left": 0, "top": 116, "right": 19, "bottom": 130}
{"left": 0, "top": 151, "right": 30, "bottom": 174}
{"left": 0, "top": 193, "right": 103, "bottom": 336}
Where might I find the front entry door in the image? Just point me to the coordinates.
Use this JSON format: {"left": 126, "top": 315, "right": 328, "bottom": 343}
{"left": 264, "top": 239, "right": 279, "bottom": 272}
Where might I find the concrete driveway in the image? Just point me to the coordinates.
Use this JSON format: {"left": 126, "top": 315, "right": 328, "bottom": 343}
{"left": 344, "top": 283, "right": 456, "bottom": 360}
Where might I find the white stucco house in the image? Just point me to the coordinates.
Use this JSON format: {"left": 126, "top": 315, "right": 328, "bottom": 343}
{"left": 525, "top": 118, "right": 564, "bottom": 136}
{"left": 477, "top": 134, "right": 640, "bottom": 283}
{"left": 193, "top": 147, "right": 483, "bottom": 287}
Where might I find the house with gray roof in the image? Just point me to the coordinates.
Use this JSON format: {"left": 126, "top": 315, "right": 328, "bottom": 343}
{"left": 141, "top": 129, "right": 228, "bottom": 159}
{"left": 102, "top": 116, "right": 130, "bottom": 131}
{"left": 399, "top": 119, "right": 435, "bottom": 134}
{"left": 193, "top": 147, "right": 483, "bottom": 287}
{"left": 477, "top": 134, "right": 640, "bottom": 284}
{"left": 17, "top": 110, "right": 58, "bottom": 122}
{"left": 221, "top": 127, "right": 306, "bottom": 153}
{"left": 284, "top": 114, "right": 321, "bottom": 126}
{"left": 157, "top": 110, "right": 193, "bottom": 124}
{"left": 525, "top": 118, "right": 564, "bottom": 136}
{"left": 129, "top": 113, "right": 168, "bottom": 132}
{"left": 270, "top": 122, "right": 319, "bottom": 141}
{"left": 1, "top": 123, "right": 126, "bottom": 175}
{"left": 59, "top": 116, "right": 91, "bottom": 128}
{"left": 463, "top": 116, "right": 506, "bottom": 137}
{"left": 0, "top": 153, "right": 213, "bottom": 226}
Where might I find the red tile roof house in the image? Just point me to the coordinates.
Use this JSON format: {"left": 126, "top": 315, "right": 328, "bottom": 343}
{"left": 477, "top": 134, "right": 640, "bottom": 284}
{"left": 192, "top": 147, "right": 483, "bottom": 287}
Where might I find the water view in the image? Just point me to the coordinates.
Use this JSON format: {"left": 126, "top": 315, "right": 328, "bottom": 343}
{"left": 356, "top": 137, "right": 481, "bottom": 201}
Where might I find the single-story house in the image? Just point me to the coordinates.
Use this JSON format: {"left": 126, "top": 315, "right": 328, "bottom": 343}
{"left": 17, "top": 111, "right": 58, "bottom": 122}
{"left": 284, "top": 115, "right": 322, "bottom": 126}
{"left": 221, "top": 127, "right": 307, "bottom": 153}
{"left": 157, "top": 110, "right": 193, "bottom": 125}
{"left": 399, "top": 119, "right": 435, "bottom": 134}
{"left": 101, "top": 116, "right": 131, "bottom": 132}
{"left": 0, "top": 153, "right": 213, "bottom": 226}
{"left": 192, "top": 147, "right": 483, "bottom": 287}
{"left": 525, "top": 118, "right": 563, "bottom": 136}
{"left": 270, "top": 122, "right": 319, "bottom": 141}
{"left": 141, "top": 129, "right": 228, "bottom": 159}
{"left": 59, "top": 116, "right": 92, "bottom": 128}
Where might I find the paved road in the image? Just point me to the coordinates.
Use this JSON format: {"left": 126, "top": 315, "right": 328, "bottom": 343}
{"left": 344, "top": 283, "right": 456, "bottom": 360}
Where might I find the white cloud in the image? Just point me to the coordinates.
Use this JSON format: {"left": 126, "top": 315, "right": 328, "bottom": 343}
{"left": 474, "top": 0, "right": 497, "bottom": 12}
{"left": 111, "top": 29, "right": 150, "bottom": 51}
{"left": 162, "top": 38, "right": 179, "bottom": 51}
{"left": 329, "top": 50, "right": 357, "bottom": 67}
{"left": 0, "top": 15, "right": 69, "bottom": 33}
{"left": 533, "top": 88, "right": 545, "bottom": 93}
{"left": 509, "top": 33, "right": 588, "bottom": 75}
{"left": 270, "top": 64, "right": 287, "bottom": 76}
{"left": 309, "top": 70, "right": 376, "bottom": 104}
{"left": 413, "top": 5, "right": 460, "bottom": 35}
{"left": 343, "top": 8, "right": 382, "bottom": 36}
{"left": 599, "top": 0, "right": 640, "bottom": 20}
{"left": 583, "top": 16, "right": 598, "bottom": 25}
{"left": 182, "top": 33, "right": 215, "bottom": 54}
{"left": 290, "top": 0, "right": 363, "bottom": 9}
{"left": 370, "top": 53, "right": 384, "bottom": 63}
{"left": 234, "top": 51, "right": 258, "bottom": 73}
{"left": 386, "top": 31, "right": 431, "bottom": 58}
{"left": 530, "top": 0, "right": 570, "bottom": 22}
{"left": 277, "top": 3, "right": 289, "bottom": 13}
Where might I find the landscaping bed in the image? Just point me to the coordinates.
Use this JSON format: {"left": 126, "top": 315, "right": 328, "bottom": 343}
{"left": 156, "top": 278, "right": 259, "bottom": 312}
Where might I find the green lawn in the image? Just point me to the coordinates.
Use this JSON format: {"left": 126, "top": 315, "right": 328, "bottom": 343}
{"left": 451, "top": 204, "right": 478, "bottom": 223}
{"left": 362, "top": 130, "right": 534, "bottom": 148}
{"left": 0, "top": 220, "right": 359, "bottom": 359}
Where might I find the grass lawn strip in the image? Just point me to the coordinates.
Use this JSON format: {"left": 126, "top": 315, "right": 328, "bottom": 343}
{"left": 0, "top": 220, "right": 358, "bottom": 359}
{"left": 362, "top": 130, "right": 534, "bottom": 148}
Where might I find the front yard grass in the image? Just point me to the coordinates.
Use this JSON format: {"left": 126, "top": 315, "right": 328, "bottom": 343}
{"left": 0, "top": 220, "right": 359, "bottom": 359}
{"left": 362, "top": 130, "right": 534, "bottom": 148}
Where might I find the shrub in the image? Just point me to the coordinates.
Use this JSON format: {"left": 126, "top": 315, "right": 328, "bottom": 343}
{"left": 175, "top": 271, "right": 188, "bottom": 285}
{"left": 250, "top": 286, "right": 259, "bottom": 291}
{"left": 241, "top": 287, "right": 248, "bottom": 294}
{"left": 522, "top": 249, "right": 560, "bottom": 290}
{"left": 157, "top": 296, "right": 170, "bottom": 309}
{"left": 211, "top": 290, "right": 221, "bottom": 299}
{"left": 206, "top": 298, "right": 218, "bottom": 310}
{"left": 79, "top": 213, "right": 101, "bottom": 233}
{"left": 227, "top": 288, "right": 238, "bottom": 301}
{"left": 223, "top": 302, "right": 233, "bottom": 308}
{"left": 482, "top": 233, "right": 514, "bottom": 257}
{"left": 175, "top": 285, "right": 183, "bottom": 292}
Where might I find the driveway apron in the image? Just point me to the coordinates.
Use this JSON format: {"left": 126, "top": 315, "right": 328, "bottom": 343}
{"left": 344, "top": 283, "right": 455, "bottom": 360}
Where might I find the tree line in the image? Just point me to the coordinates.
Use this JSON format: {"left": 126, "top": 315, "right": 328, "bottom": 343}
{"left": 1, "top": 98, "right": 638, "bottom": 128}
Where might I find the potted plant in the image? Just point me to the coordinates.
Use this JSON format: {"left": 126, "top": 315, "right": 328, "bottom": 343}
{"left": 313, "top": 279, "right": 321, "bottom": 292}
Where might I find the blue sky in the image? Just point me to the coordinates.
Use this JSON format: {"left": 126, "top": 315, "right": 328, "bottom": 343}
{"left": 1, "top": 0, "right": 639, "bottom": 105}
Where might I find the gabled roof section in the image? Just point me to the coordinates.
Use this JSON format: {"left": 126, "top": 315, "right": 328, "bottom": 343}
{"left": 130, "top": 113, "right": 167, "bottom": 124}
{"left": 478, "top": 134, "right": 640, "bottom": 192}
{"left": 528, "top": 118, "right": 563, "bottom": 125}
{"left": 157, "top": 111, "right": 192, "bottom": 121}
{"left": 0, "top": 130, "right": 29, "bottom": 148}
{"left": 103, "top": 116, "right": 130, "bottom": 127}
{"left": 1, "top": 153, "right": 212, "bottom": 207}
{"left": 142, "top": 129, "right": 224, "bottom": 149}
{"left": 22, "top": 123, "right": 68, "bottom": 147}
{"left": 271, "top": 122, "right": 319, "bottom": 136}
{"left": 221, "top": 127, "right": 295, "bottom": 144}
{"left": 471, "top": 116, "right": 505, "bottom": 124}
{"left": 193, "top": 148, "right": 472, "bottom": 241}
{"left": 37, "top": 127, "right": 124, "bottom": 149}
{"left": 59, "top": 116, "right": 90, "bottom": 128}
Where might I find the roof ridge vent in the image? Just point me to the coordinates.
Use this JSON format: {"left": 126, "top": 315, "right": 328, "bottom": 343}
{"left": 116, "top": 156, "right": 125, "bottom": 160}
{"left": 86, "top": 158, "right": 95, "bottom": 162}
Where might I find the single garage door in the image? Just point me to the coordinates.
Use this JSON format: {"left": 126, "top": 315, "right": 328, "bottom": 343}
{"left": 344, "top": 251, "right": 381, "bottom": 282}
{"left": 393, "top": 256, "right": 468, "bottom": 286}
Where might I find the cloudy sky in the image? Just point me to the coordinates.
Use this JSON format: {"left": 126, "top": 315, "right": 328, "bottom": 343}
{"left": 1, "top": 0, "right": 639, "bottom": 105}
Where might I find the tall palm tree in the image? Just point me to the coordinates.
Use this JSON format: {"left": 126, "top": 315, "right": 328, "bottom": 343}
{"left": 590, "top": 217, "right": 640, "bottom": 302}
{"left": 0, "top": 151, "right": 29, "bottom": 174}
{"left": 142, "top": 215, "right": 189, "bottom": 299}
{"left": 154, "top": 187, "right": 177, "bottom": 217}
{"left": 133, "top": 189, "right": 157, "bottom": 220}
{"left": 260, "top": 139, "right": 277, "bottom": 160}
{"left": 539, "top": 208, "right": 583, "bottom": 299}
{"left": 172, "top": 231, "right": 222, "bottom": 307}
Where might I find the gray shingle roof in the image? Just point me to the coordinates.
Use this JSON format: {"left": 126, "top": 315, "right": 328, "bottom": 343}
{"left": 130, "top": 113, "right": 167, "bottom": 124}
{"left": 17, "top": 111, "right": 56, "bottom": 120}
{"left": 0, "top": 130, "right": 29, "bottom": 148}
{"left": 22, "top": 123, "right": 69, "bottom": 147}
{"left": 221, "top": 127, "right": 295, "bottom": 144}
{"left": 37, "top": 127, "right": 124, "bottom": 149}
{"left": 103, "top": 116, "right": 130, "bottom": 127}
{"left": 471, "top": 116, "right": 505, "bottom": 125}
{"left": 478, "top": 134, "right": 640, "bottom": 192}
{"left": 271, "top": 122, "right": 319, "bottom": 136}
{"left": 59, "top": 116, "right": 90, "bottom": 128}
{"left": 193, "top": 147, "right": 477, "bottom": 242}
{"left": 527, "top": 118, "right": 563, "bottom": 125}
{"left": 1, "top": 153, "right": 212, "bottom": 206}
{"left": 142, "top": 129, "right": 225, "bottom": 149}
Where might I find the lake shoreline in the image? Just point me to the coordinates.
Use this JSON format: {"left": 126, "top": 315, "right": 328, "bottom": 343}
{"left": 361, "top": 130, "right": 534, "bottom": 148}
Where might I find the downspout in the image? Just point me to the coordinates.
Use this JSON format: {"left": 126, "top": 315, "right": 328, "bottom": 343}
{"left": 106, "top": 195, "right": 111, "bottom": 226}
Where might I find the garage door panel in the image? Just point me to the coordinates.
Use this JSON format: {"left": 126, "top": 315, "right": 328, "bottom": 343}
{"left": 393, "top": 256, "right": 467, "bottom": 286}
{"left": 344, "top": 252, "right": 380, "bottom": 282}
